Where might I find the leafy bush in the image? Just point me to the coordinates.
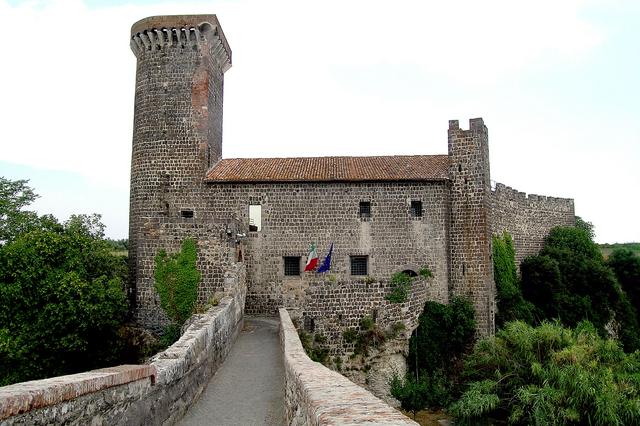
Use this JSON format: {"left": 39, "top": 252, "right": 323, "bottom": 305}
{"left": 386, "top": 272, "right": 414, "bottom": 303}
{"left": 359, "top": 315, "right": 375, "bottom": 331}
{"left": 298, "top": 330, "right": 329, "bottom": 364}
{"left": 408, "top": 297, "right": 476, "bottom": 379}
{"left": 355, "top": 316, "right": 385, "bottom": 356}
{"left": 0, "top": 214, "right": 128, "bottom": 385}
{"left": 386, "top": 321, "right": 406, "bottom": 339}
{"left": 341, "top": 316, "right": 386, "bottom": 356}
{"left": 419, "top": 266, "right": 433, "bottom": 279}
{"left": 154, "top": 239, "right": 200, "bottom": 327}
{"left": 342, "top": 328, "right": 358, "bottom": 343}
{"left": 450, "top": 321, "right": 640, "bottom": 425}
{"left": 492, "top": 231, "right": 533, "bottom": 327}
{"left": 391, "top": 370, "right": 453, "bottom": 417}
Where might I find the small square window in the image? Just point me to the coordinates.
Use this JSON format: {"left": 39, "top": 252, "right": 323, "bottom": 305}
{"left": 359, "top": 201, "right": 371, "bottom": 218}
{"left": 284, "top": 256, "right": 301, "bottom": 276}
{"left": 180, "top": 209, "right": 194, "bottom": 219}
{"left": 410, "top": 201, "right": 423, "bottom": 217}
{"left": 350, "top": 255, "right": 368, "bottom": 276}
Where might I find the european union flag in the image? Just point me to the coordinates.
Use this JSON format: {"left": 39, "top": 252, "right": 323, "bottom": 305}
{"left": 317, "top": 243, "right": 333, "bottom": 273}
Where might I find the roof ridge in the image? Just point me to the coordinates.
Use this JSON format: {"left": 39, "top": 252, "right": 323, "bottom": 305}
{"left": 219, "top": 154, "right": 448, "bottom": 161}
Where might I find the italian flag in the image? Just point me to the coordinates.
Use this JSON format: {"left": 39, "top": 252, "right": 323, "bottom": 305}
{"left": 304, "top": 243, "right": 319, "bottom": 271}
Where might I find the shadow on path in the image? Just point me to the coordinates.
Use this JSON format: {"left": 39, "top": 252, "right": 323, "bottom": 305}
{"left": 178, "top": 317, "right": 284, "bottom": 426}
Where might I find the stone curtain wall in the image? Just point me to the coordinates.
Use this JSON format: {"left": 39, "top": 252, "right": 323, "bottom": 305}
{"left": 279, "top": 309, "right": 418, "bottom": 425}
{"left": 201, "top": 181, "right": 450, "bottom": 317}
{"left": 0, "top": 267, "right": 246, "bottom": 425}
{"left": 491, "top": 183, "right": 575, "bottom": 267}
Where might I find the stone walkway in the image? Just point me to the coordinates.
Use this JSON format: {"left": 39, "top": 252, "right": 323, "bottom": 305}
{"left": 178, "top": 317, "right": 285, "bottom": 426}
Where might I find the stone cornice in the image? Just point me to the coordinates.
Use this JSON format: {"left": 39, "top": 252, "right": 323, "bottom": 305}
{"left": 130, "top": 15, "right": 232, "bottom": 72}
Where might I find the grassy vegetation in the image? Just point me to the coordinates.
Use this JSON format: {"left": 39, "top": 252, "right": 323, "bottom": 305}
{"left": 599, "top": 242, "right": 640, "bottom": 258}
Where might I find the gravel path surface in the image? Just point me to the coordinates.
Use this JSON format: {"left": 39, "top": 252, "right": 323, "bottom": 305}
{"left": 178, "top": 317, "right": 285, "bottom": 426}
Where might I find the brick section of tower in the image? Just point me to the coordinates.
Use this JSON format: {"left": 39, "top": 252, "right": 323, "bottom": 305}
{"left": 447, "top": 118, "right": 495, "bottom": 336}
{"left": 128, "top": 15, "right": 232, "bottom": 328}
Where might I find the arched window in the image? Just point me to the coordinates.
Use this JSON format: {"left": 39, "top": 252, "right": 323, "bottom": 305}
{"left": 402, "top": 269, "right": 418, "bottom": 277}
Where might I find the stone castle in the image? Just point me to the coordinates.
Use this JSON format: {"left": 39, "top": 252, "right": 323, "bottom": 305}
{"left": 128, "top": 15, "right": 575, "bottom": 343}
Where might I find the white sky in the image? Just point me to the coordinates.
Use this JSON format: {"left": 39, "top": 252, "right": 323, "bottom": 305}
{"left": 0, "top": 0, "right": 638, "bottom": 243}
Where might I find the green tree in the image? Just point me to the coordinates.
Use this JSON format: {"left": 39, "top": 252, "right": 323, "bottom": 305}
{"left": 450, "top": 321, "right": 640, "bottom": 425}
{"left": 520, "top": 226, "right": 640, "bottom": 351}
{"left": 608, "top": 248, "right": 640, "bottom": 312}
{"left": 0, "top": 215, "right": 128, "bottom": 385}
{"left": 390, "top": 374, "right": 435, "bottom": 419}
{"left": 391, "top": 297, "right": 476, "bottom": 413}
{"left": 154, "top": 239, "right": 200, "bottom": 328}
{"left": 575, "top": 215, "right": 595, "bottom": 241}
{"left": 493, "top": 231, "right": 533, "bottom": 327}
{"left": 0, "top": 177, "right": 41, "bottom": 243}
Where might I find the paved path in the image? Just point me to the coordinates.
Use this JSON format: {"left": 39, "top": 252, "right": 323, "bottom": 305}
{"left": 178, "top": 317, "right": 285, "bottom": 426}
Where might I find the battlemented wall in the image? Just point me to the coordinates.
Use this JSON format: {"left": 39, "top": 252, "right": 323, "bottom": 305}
{"left": 491, "top": 183, "right": 575, "bottom": 266}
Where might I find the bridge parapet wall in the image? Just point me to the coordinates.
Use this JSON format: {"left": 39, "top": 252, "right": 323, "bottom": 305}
{"left": 279, "top": 308, "right": 417, "bottom": 425}
{"left": 0, "top": 263, "right": 246, "bottom": 425}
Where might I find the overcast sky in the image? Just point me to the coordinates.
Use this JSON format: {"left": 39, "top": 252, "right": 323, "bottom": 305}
{"left": 1, "top": 0, "right": 638, "bottom": 243}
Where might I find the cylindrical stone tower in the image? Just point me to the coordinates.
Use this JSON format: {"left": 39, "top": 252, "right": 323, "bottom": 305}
{"left": 128, "top": 15, "right": 232, "bottom": 328}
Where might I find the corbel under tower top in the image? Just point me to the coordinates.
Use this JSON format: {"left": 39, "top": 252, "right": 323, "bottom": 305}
{"left": 130, "top": 14, "right": 232, "bottom": 72}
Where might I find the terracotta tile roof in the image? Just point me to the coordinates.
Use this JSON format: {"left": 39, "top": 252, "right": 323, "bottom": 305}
{"left": 205, "top": 155, "right": 449, "bottom": 183}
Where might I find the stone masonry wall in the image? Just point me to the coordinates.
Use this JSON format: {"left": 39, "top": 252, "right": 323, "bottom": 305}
{"left": 491, "top": 182, "right": 575, "bottom": 267}
{"left": 0, "top": 265, "right": 246, "bottom": 425}
{"left": 129, "top": 15, "right": 232, "bottom": 329}
{"left": 134, "top": 219, "right": 242, "bottom": 332}
{"left": 279, "top": 308, "right": 418, "bottom": 425}
{"left": 447, "top": 118, "right": 495, "bottom": 336}
{"left": 293, "top": 277, "right": 446, "bottom": 355}
{"left": 202, "top": 181, "right": 450, "bottom": 319}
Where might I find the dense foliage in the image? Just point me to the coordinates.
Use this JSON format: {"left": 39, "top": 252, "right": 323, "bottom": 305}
{"left": 386, "top": 271, "right": 414, "bottom": 303}
{"left": 608, "top": 248, "right": 640, "bottom": 318}
{"left": 520, "top": 226, "right": 640, "bottom": 351}
{"left": 391, "top": 297, "right": 476, "bottom": 415}
{"left": 0, "top": 213, "right": 128, "bottom": 385}
{"left": 0, "top": 177, "right": 42, "bottom": 244}
{"left": 386, "top": 267, "right": 432, "bottom": 303}
{"left": 450, "top": 321, "right": 640, "bottom": 425}
{"left": 154, "top": 239, "right": 200, "bottom": 327}
{"left": 106, "top": 238, "right": 129, "bottom": 253}
{"left": 493, "top": 232, "right": 533, "bottom": 327}
{"left": 600, "top": 242, "right": 640, "bottom": 258}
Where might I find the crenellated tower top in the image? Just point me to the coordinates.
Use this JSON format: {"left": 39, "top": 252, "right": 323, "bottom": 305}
{"left": 130, "top": 15, "right": 232, "bottom": 71}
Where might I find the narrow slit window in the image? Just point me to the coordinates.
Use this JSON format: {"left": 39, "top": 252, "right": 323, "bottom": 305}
{"left": 350, "top": 255, "right": 368, "bottom": 276}
{"left": 249, "top": 204, "right": 262, "bottom": 232}
{"left": 284, "top": 256, "right": 301, "bottom": 276}
{"left": 180, "top": 209, "right": 194, "bottom": 219}
{"left": 359, "top": 201, "right": 371, "bottom": 219}
{"left": 410, "top": 201, "right": 423, "bottom": 217}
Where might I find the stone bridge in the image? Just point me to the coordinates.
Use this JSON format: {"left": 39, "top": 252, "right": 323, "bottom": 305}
{"left": 0, "top": 279, "right": 417, "bottom": 425}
